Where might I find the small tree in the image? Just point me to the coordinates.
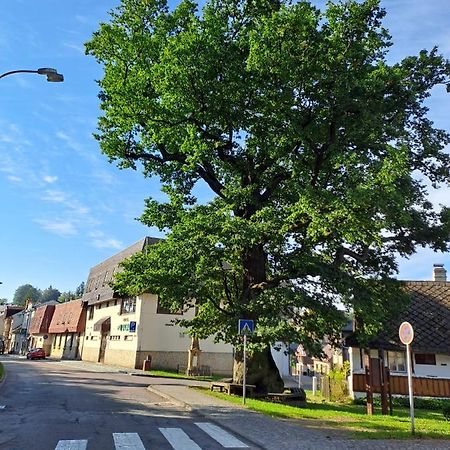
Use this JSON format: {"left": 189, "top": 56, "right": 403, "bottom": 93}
{"left": 87, "top": 0, "right": 450, "bottom": 392}
{"left": 40, "top": 286, "right": 61, "bottom": 303}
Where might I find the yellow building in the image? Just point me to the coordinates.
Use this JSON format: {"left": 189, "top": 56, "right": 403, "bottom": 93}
{"left": 80, "top": 238, "right": 233, "bottom": 375}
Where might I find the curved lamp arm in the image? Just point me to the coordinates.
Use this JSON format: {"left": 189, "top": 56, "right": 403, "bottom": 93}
{"left": 0, "top": 68, "right": 64, "bottom": 82}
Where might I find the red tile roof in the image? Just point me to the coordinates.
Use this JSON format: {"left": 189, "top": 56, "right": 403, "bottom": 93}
{"left": 48, "top": 300, "right": 86, "bottom": 334}
{"left": 29, "top": 304, "right": 55, "bottom": 334}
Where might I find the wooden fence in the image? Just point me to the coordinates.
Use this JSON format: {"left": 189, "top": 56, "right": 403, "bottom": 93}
{"left": 352, "top": 373, "right": 450, "bottom": 397}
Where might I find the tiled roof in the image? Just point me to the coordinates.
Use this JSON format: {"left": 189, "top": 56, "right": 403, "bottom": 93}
{"left": 81, "top": 237, "right": 160, "bottom": 306}
{"left": 29, "top": 304, "right": 55, "bottom": 334}
{"left": 48, "top": 300, "right": 86, "bottom": 334}
{"left": 348, "top": 281, "right": 450, "bottom": 355}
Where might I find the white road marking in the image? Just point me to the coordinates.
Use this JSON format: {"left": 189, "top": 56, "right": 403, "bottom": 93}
{"left": 159, "top": 428, "right": 202, "bottom": 450}
{"left": 0, "top": 405, "right": 6, "bottom": 409}
{"left": 113, "top": 432, "right": 146, "bottom": 450}
{"left": 54, "top": 440, "right": 88, "bottom": 450}
{"left": 195, "top": 422, "right": 249, "bottom": 448}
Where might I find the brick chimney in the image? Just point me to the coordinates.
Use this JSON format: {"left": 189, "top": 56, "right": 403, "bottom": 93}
{"left": 432, "top": 264, "right": 447, "bottom": 282}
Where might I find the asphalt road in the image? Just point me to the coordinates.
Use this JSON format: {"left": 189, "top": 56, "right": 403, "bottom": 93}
{"left": 0, "top": 356, "right": 257, "bottom": 450}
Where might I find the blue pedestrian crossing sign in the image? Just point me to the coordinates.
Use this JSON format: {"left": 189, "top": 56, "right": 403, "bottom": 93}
{"left": 238, "top": 319, "right": 254, "bottom": 335}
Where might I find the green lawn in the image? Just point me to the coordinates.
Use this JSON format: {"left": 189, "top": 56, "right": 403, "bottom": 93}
{"left": 144, "top": 369, "right": 222, "bottom": 382}
{"left": 0, "top": 362, "right": 4, "bottom": 381}
{"left": 196, "top": 387, "right": 450, "bottom": 440}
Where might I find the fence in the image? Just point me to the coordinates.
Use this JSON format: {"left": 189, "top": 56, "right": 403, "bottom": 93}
{"left": 352, "top": 373, "right": 450, "bottom": 397}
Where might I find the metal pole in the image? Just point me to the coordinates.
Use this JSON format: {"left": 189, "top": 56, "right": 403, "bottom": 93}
{"left": 243, "top": 333, "right": 247, "bottom": 405}
{"left": 406, "top": 343, "right": 415, "bottom": 434}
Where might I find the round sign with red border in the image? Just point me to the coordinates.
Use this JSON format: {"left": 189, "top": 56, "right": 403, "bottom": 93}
{"left": 399, "top": 321, "right": 414, "bottom": 345}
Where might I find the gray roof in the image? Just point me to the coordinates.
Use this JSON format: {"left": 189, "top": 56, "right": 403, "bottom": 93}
{"left": 81, "top": 237, "right": 160, "bottom": 306}
{"left": 347, "top": 281, "right": 450, "bottom": 355}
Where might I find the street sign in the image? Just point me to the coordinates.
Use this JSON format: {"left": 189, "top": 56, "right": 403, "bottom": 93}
{"left": 129, "top": 321, "right": 136, "bottom": 333}
{"left": 238, "top": 319, "right": 254, "bottom": 335}
{"left": 399, "top": 321, "right": 415, "bottom": 435}
{"left": 399, "top": 321, "right": 414, "bottom": 345}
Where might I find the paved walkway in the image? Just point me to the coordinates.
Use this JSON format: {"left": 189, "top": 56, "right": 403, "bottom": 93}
{"left": 144, "top": 380, "right": 449, "bottom": 450}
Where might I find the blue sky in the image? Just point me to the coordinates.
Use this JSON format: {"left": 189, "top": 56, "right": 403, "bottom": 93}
{"left": 0, "top": 0, "right": 449, "bottom": 301}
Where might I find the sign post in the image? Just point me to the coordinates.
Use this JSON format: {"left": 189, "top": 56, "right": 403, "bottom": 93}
{"left": 399, "top": 321, "right": 415, "bottom": 435}
{"left": 238, "top": 319, "right": 254, "bottom": 405}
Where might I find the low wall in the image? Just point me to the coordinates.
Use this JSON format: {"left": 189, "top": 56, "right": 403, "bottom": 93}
{"left": 137, "top": 351, "right": 233, "bottom": 375}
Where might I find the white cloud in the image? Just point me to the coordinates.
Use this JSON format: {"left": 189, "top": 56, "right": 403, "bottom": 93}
{"left": 91, "top": 238, "right": 123, "bottom": 250}
{"left": 43, "top": 175, "right": 58, "bottom": 184}
{"left": 36, "top": 219, "right": 77, "bottom": 236}
{"left": 42, "top": 190, "right": 67, "bottom": 204}
{"left": 63, "top": 42, "right": 85, "bottom": 54}
{"left": 7, "top": 175, "right": 22, "bottom": 183}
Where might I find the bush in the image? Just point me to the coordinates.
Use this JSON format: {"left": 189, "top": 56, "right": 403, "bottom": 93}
{"left": 443, "top": 405, "right": 450, "bottom": 421}
{"left": 327, "top": 362, "right": 350, "bottom": 402}
{"left": 353, "top": 395, "right": 450, "bottom": 411}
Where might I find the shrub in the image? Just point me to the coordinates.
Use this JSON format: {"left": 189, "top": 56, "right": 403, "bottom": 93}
{"left": 443, "top": 405, "right": 450, "bottom": 421}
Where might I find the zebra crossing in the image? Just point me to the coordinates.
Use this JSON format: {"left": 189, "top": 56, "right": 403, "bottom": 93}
{"left": 54, "top": 422, "right": 249, "bottom": 449}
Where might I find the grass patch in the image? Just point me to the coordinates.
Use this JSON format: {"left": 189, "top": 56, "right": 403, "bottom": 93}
{"left": 0, "top": 362, "right": 4, "bottom": 381}
{"left": 144, "top": 369, "right": 222, "bottom": 382}
{"left": 195, "top": 387, "right": 450, "bottom": 440}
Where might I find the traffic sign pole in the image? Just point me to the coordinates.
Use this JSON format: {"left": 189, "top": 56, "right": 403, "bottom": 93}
{"left": 399, "top": 321, "right": 415, "bottom": 435}
{"left": 243, "top": 333, "right": 247, "bottom": 405}
{"left": 406, "top": 343, "right": 415, "bottom": 434}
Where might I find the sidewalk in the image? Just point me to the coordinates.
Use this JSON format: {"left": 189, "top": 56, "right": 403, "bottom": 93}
{"left": 145, "top": 380, "right": 449, "bottom": 450}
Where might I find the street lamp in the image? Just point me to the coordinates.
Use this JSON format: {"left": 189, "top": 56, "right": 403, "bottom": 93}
{"left": 0, "top": 67, "right": 64, "bottom": 82}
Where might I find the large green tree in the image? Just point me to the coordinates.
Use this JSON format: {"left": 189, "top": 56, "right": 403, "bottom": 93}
{"left": 86, "top": 0, "right": 450, "bottom": 392}
{"left": 12, "top": 284, "right": 41, "bottom": 306}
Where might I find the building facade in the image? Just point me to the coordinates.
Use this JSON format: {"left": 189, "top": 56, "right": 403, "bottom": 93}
{"left": 80, "top": 237, "right": 234, "bottom": 374}
{"left": 48, "top": 299, "right": 86, "bottom": 359}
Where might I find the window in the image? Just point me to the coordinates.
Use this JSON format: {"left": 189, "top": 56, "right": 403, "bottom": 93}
{"left": 156, "top": 298, "right": 183, "bottom": 315}
{"left": 415, "top": 353, "right": 436, "bottom": 365}
{"left": 88, "top": 306, "right": 94, "bottom": 320}
{"left": 387, "top": 351, "right": 406, "bottom": 372}
{"left": 120, "top": 297, "right": 136, "bottom": 314}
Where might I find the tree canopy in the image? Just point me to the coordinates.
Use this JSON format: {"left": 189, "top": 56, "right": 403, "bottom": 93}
{"left": 13, "top": 284, "right": 41, "bottom": 306}
{"left": 86, "top": 0, "right": 450, "bottom": 390}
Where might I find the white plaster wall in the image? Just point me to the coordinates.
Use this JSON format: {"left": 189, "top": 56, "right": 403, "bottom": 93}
{"left": 414, "top": 353, "right": 450, "bottom": 378}
{"left": 137, "top": 294, "right": 232, "bottom": 354}
{"left": 271, "top": 343, "right": 290, "bottom": 376}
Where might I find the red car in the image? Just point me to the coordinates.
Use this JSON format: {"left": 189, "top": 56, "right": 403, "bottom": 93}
{"left": 26, "top": 348, "right": 46, "bottom": 360}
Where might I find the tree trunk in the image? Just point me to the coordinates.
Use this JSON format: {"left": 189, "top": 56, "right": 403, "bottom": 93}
{"left": 233, "top": 346, "right": 284, "bottom": 394}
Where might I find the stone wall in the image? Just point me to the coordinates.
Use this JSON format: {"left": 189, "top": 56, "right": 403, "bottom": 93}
{"left": 136, "top": 350, "right": 233, "bottom": 375}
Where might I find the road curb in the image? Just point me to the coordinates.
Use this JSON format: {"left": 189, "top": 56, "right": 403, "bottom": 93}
{"left": 146, "top": 385, "right": 192, "bottom": 410}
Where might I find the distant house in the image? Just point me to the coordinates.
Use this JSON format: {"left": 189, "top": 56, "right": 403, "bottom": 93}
{"left": 29, "top": 303, "right": 56, "bottom": 355}
{"left": 48, "top": 299, "right": 86, "bottom": 359}
{"left": 346, "top": 264, "right": 450, "bottom": 398}
{"left": 80, "top": 237, "right": 233, "bottom": 375}
{"left": 0, "top": 305, "right": 24, "bottom": 353}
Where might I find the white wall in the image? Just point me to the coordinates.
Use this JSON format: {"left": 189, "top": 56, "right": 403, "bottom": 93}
{"left": 414, "top": 353, "right": 450, "bottom": 378}
{"left": 271, "top": 343, "right": 290, "bottom": 377}
{"left": 137, "top": 294, "right": 232, "bottom": 354}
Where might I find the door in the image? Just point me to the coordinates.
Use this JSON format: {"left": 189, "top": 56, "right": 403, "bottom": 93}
{"left": 98, "top": 332, "right": 108, "bottom": 363}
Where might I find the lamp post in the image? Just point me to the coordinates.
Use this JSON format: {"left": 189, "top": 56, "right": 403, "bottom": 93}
{"left": 0, "top": 67, "right": 64, "bottom": 82}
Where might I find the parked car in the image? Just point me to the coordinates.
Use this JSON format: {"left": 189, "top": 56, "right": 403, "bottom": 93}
{"left": 26, "top": 348, "right": 46, "bottom": 360}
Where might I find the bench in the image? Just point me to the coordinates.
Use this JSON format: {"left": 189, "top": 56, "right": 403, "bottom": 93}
{"left": 210, "top": 381, "right": 256, "bottom": 396}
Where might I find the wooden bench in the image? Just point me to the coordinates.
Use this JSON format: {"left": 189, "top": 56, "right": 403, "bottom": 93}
{"left": 210, "top": 381, "right": 256, "bottom": 396}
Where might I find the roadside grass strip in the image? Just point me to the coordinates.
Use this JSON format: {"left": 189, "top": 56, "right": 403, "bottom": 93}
{"left": 197, "top": 387, "right": 450, "bottom": 439}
